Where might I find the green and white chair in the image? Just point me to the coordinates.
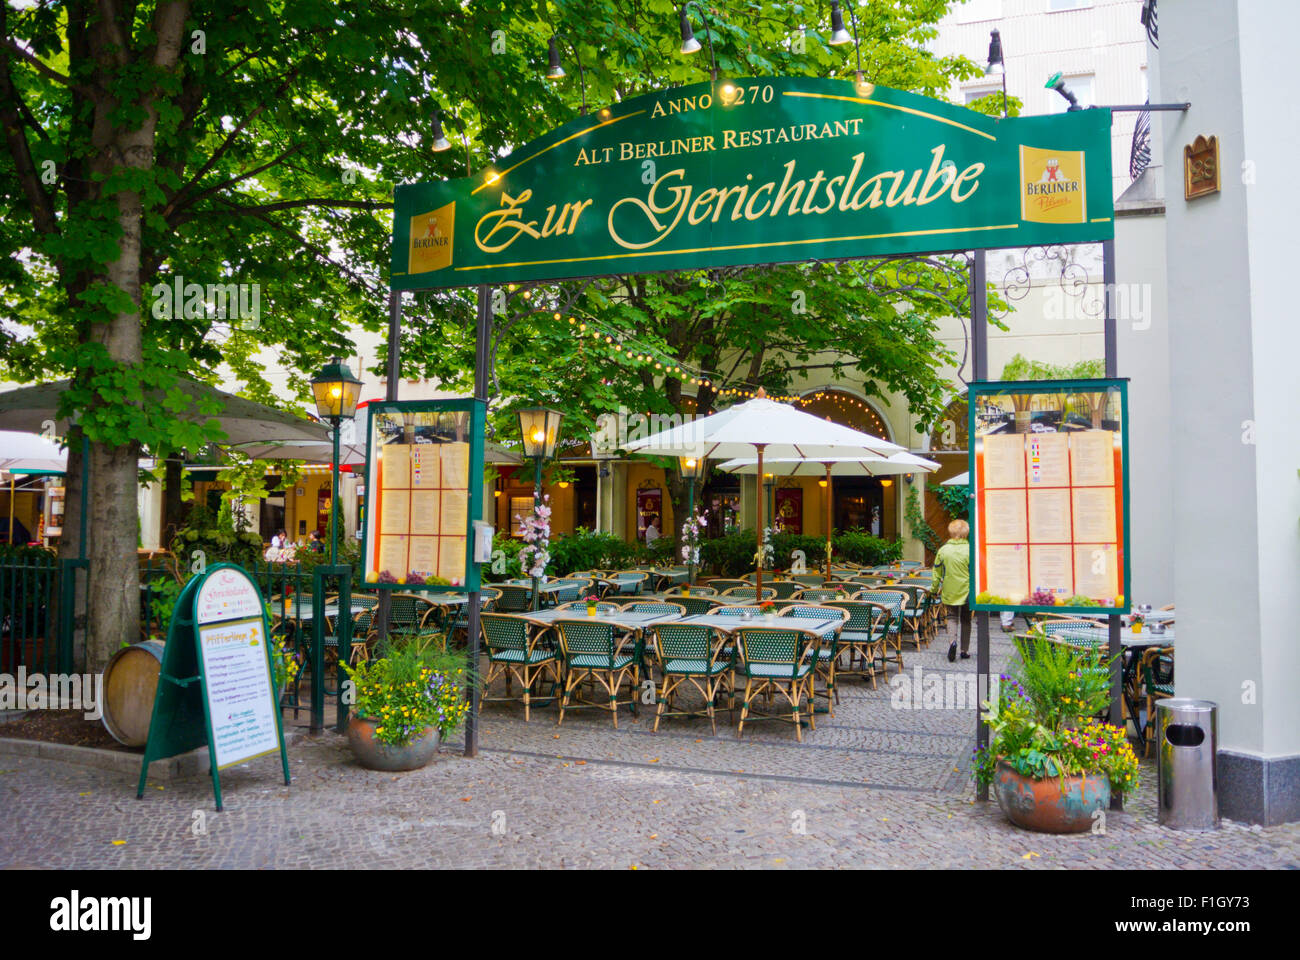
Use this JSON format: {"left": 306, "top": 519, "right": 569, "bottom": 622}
{"left": 649, "top": 622, "right": 734, "bottom": 734}
{"left": 781, "top": 604, "right": 847, "bottom": 715}
{"left": 553, "top": 618, "right": 639, "bottom": 728}
{"left": 822, "top": 600, "right": 886, "bottom": 689}
{"left": 734, "top": 627, "right": 816, "bottom": 741}
{"left": 858, "top": 590, "right": 907, "bottom": 675}
{"left": 478, "top": 613, "right": 560, "bottom": 722}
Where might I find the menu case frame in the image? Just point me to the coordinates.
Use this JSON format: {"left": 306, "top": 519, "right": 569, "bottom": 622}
{"left": 361, "top": 398, "right": 486, "bottom": 592}
{"left": 967, "top": 377, "right": 1130, "bottom": 616}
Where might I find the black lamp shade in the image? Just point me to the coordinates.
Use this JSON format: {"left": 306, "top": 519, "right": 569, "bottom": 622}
{"left": 679, "top": 6, "right": 701, "bottom": 54}
{"left": 829, "top": 0, "right": 853, "bottom": 45}
{"left": 546, "top": 36, "right": 566, "bottom": 79}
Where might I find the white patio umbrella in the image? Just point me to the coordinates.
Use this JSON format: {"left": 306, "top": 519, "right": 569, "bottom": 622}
{"left": 0, "top": 430, "right": 68, "bottom": 474}
{"left": 941, "top": 471, "right": 970, "bottom": 486}
{"left": 716, "top": 452, "right": 940, "bottom": 581}
{"left": 0, "top": 431, "right": 68, "bottom": 543}
{"left": 622, "top": 390, "right": 903, "bottom": 591}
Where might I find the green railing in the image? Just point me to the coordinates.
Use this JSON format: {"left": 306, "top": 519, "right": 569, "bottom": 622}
{"left": 0, "top": 550, "right": 59, "bottom": 674}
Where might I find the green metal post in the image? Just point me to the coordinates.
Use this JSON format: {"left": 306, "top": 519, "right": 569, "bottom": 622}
{"left": 530, "top": 455, "right": 542, "bottom": 611}
{"left": 329, "top": 417, "right": 340, "bottom": 565}
{"left": 686, "top": 479, "right": 695, "bottom": 585}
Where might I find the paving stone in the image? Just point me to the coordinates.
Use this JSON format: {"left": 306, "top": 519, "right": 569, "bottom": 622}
{"left": 1, "top": 617, "right": 1296, "bottom": 869}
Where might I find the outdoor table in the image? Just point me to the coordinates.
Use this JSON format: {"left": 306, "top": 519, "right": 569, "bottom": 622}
{"left": 505, "top": 607, "right": 680, "bottom": 678}
{"left": 271, "top": 598, "right": 371, "bottom": 623}
{"left": 594, "top": 573, "right": 647, "bottom": 595}
{"left": 680, "top": 612, "right": 841, "bottom": 638}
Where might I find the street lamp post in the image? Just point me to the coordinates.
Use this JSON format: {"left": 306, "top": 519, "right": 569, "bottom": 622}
{"left": 678, "top": 454, "right": 705, "bottom": 585}
{"left": 517, "top": 407, "right": 563, "bottom": 610}
{"left": 310, "top": 357, "right": 362, "bottom": 565}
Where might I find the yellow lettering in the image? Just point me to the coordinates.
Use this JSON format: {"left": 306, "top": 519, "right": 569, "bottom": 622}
{"left": 916, "top": 145, "right": 956, "bottom": 205}
{"left": 723, "top": 129, "right": 738, "bottom": 150}
{"left": 474, "top": 190, "right": 541, "bottom": 253}
{"left": 688, "top": 187, "right": 719, "bottom": 225}
{"left": 744, "top": 181, "right": 775, "bottom": 219}
{"left": 951, "top": 163, "right": 984, "bottom": 202}
{"left": 608, "top": 168, "right": 690, "bottom": 250}
{"left": 770, "top": 160, "right": 806, "bottom": 216}
{"left": 886, "top": 170, "right": 921, "bottom": 207}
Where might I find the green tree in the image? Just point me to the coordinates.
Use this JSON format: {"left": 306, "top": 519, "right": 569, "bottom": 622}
{"left": 1, "top": 0, "right": 983, "bottom": 666}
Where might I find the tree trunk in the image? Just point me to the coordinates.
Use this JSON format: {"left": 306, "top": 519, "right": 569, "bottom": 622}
{"left": 162, "top": 455, "right": 189, "bottom": 547}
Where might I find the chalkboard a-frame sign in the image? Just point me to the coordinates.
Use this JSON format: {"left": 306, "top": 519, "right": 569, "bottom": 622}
{"left": 135, "top": 563, "right": 291, "bottom": 810}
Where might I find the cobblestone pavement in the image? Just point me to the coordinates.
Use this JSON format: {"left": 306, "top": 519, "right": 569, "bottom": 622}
{"left": 2, "top": 619, "right": 1298, "bottom": 869}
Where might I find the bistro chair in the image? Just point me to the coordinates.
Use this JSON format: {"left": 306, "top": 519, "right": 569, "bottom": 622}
{"left": 710, "top": 605, "right": 763, "bottom": 661}
{"left": 479, "top": 613, "right": 560, "bottom": 723}
{"left": 389, "top": 593, "right": 435, "bottom": 632}
{"left": 782, "top": 604, "right": 847, "bottom": 715}
{"left": 667, "top": 584, "right": 717, "bottom": 596}
{"left": 734, "top": 627, "right": 816, "bottom": 741}
{"left": 767, "top": 580, "right": 806, "bottom": 601}
{"left": 493, "top": 583, "right": 534, "bottom": 613}
{"left": 857, "top": 590, "right": 907, "bottom": 675}
{"left": 609, "top": 571, "right": 651, "bottom": 596}
{"left": 822, "top": 600, "right": 885, "bottom": 688}
{"left": 705, "top": 578, "right": 748, "bottom": 592}
{"left": 892, "top": 583, "right": 930, "bottom": 650}
{"left": 649, "top": 622, "right": 734, "bottom": 734}
{"left": 801, "top": 587, "right": 848, "bottom": 603}
{"left": 1140, "top": 646, "right": 1175, "bottom": 757}
{"left": 553, "top": 618, "right": 640, "bottom": 728}
{"left": 720, "top": 585, "right": 778, "bottom": 602}
{"left": 671, "top": 595, "right": 722, "bottom": 616}
{"left": 426, "top": 586, "right": 502, "bottom": 647}
{"left": 791, "top": 574, "right": 826, "bottom": 588}
{"left": 624, "top": 600, "right": 686, "bottom": 617}
{"left": 557, "top": 599, "right": 622, "bottom": 616}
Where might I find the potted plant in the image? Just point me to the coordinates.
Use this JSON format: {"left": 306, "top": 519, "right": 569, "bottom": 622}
{"left": 584, "top": 593, "right": 601, "bottom": 617}
{"left": 758, "top": 599, "right": 777, "bottom": 623}
{"left": 345, "top": 639, "right": 470, "bottom": 772}
{"left": 974, "top": 630, "right": 1139, "bottom": 833}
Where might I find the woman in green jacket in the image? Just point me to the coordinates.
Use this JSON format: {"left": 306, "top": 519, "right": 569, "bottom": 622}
{"left": 932, "top": 519, "right": 971, "bottom": 662}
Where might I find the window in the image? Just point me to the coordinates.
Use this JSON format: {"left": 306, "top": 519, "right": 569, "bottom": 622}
{"left": 964, "top": 83, "right": 1003, "bottom": 105}
{"left": 953, "top": 0, "right": 1002, "bottom": 22}
{"left": 1047, "top": 74, "right": 1093, "bottom": 113}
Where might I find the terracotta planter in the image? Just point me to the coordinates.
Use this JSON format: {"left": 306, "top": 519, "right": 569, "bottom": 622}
{"left": 993, "top": 758, "right": 1110, "bottom": 834}
{"left": 346, "top": 716, "right": 440, "bottom": 772}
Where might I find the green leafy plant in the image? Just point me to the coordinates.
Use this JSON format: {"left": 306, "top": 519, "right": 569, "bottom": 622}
{"left": 972, "top": 630, "right": 1139, "bottom": 796}
{"left": 348, "top": 638, "right": 470, "bottom": 746}
{"left": 831, "top": 530, "right": 903, "bottom": 566}
{"left": 904, "top": 483, "right": 940, "bottom": 552}
{"left": 934, "top": 483, "right": 970, "bottom": 521}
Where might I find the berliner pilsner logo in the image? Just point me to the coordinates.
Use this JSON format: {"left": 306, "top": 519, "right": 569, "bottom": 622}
{"left": 409, "top": 202, "right": 455, "bottom": 273}
{"left": 1019, "top": 146, "right": 1086, "bottom": 224}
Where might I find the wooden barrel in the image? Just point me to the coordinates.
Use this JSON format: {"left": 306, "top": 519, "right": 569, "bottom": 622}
{"left": 101, "top": 640, "right": 165, "bottom": 747}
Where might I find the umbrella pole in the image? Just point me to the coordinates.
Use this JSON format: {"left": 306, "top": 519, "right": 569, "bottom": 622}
{"left": 755, "top": 444, "right": 765, "bottom": 596}
{"left": 824, "top": 463, "right": 832, "bottom": 584}
{"left": 7, "top": 476, "right": 13, "bottom": 544}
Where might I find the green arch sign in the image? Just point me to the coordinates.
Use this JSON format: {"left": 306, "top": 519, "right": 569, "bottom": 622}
{"left": 392, "top": 77, "right": 1113, "bottom": 289}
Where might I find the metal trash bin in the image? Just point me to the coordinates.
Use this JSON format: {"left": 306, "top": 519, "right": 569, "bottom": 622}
{"left": 1156, "top": 698, "right": 1219, "bottom": 830}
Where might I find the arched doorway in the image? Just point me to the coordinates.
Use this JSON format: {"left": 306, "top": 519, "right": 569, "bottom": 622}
{"left": 796, "top": 389, "right": 897, "bottom": 540}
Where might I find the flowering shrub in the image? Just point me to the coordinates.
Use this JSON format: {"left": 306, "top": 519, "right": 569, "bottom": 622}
{"left": 272, "top": 638, "right": 301, "bottom": 693}
{"left": 972, "top": 630, "right": 1138, "bottom": 796}
{"left": 349, "top": 643, "right": 469, "bottom": 747}
{"left": 516, "top": 495, "right": 552, "bottom": 578}
{"left": 680, "top": 511, "right": 707, "bottom": 566}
